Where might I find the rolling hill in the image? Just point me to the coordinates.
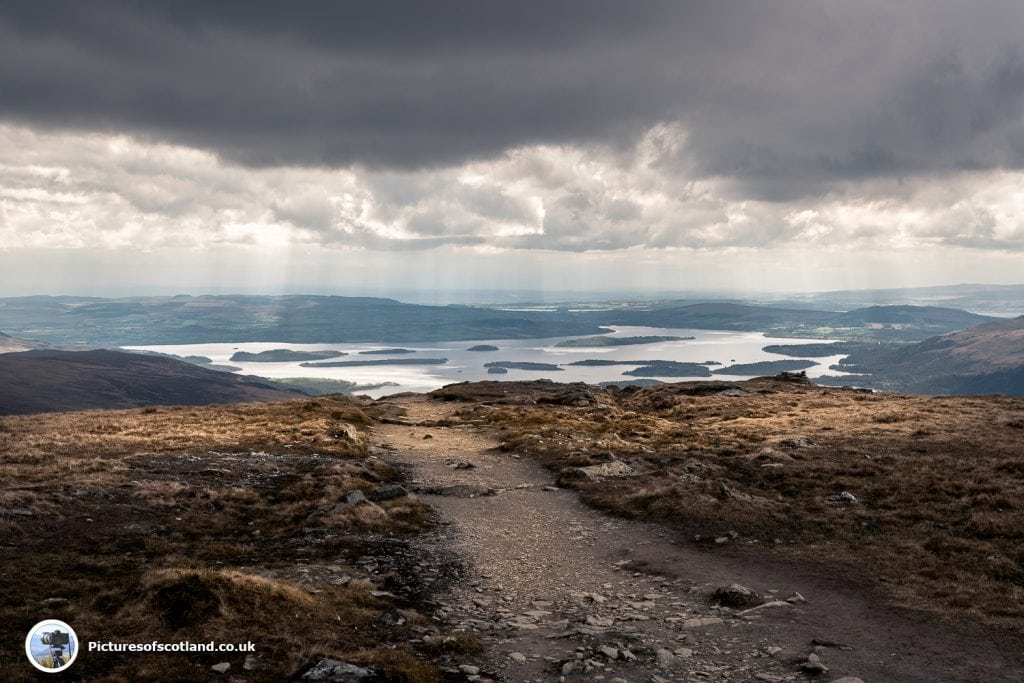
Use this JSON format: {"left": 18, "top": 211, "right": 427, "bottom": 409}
{"left": 0, "top": 349, "right": 302, "bottom": 415}
{"left": 0, "top": 295, "right": 605, "bottom": 346}
{"left": 824, "top": 316, "right": 1024, "bottom": 395}
{"left": 0, "top": 296, "right": 996, "bottom": 347}
{"left": 584, "top": 302, "right": 997, "bottom": 341}
{"left": 0, "top": 330, "right": 50, "bottom": 352}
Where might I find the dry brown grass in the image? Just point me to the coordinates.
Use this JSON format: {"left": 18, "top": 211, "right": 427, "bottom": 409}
{"left": 477, "top": 378, "right": 1024, "bottom": 630}
{"left": 0, "top": 398, "right": 373, "bottom": 465}
{"left": 0, "top": 397, "right": 450, "bottom": 681}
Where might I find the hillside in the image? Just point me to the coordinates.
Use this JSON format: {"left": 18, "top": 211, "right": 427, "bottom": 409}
{"left": 0, "top": 295, "right": 605, "bottom": 346}
{"left": 0, "top": 397, "right": 453, "bottom": 682}
{"left": 771, "top": 283, "right": 1024, "bottom": 317}
{"left": 589, "top": 302, "right": 826, "bottom": 329}
{"left": 0, "top": 330, "right": 50, "bottom": 352}
{"left": 0, "top": 296, "right": 997, "bottom": 347}
{"left": 833, "top": 304, "right": 994, "bottom": 327}
{"left": 2, "top": 379, "right": 1023, "bottom": 680}
{"left": 827, "top": 316, "right": 1024, "bottom": 395}
{"left": 585, "top": 302, "right": 997, "bottom": 342}
{"left": 0, "top": 349, "right": 301, "bottom": 415}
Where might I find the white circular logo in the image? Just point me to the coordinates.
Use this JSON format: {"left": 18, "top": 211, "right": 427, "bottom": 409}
{"left": 25, "top": 619, "right": 79, "bottom": 673}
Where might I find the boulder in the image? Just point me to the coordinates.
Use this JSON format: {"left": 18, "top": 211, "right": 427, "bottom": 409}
{"left": 577, "top": 460, "right": 635, "bottom": 479}
{"left": 327, "top": 423, "right": 360, "bottom": 443}
{"left": 344, "top": 490, "right": 369, "bottom": 506}
{"left": 774, "top": 370, "right": 811, "bottom": 383}
{"left": 301, "top": 658, "right": 375, "bottom": 681}
{"left": 711, "top": 583, "right": 764, "bottom": 608}
{"left": 307, "top": 490, "right": 371, "bottom": 520}
{"left": 369, "top": 484, "right": 408, "bottom": 502}
{"left": 40, "top": 597, "right": 69, "bottom": 609}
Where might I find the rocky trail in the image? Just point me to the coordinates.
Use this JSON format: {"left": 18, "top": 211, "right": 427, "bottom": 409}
{"left": 374, "top": 395, "right": 1022, "bottom": 683}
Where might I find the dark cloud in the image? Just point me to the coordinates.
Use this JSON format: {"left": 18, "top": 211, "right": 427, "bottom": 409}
{"left": 1, "top": 1, "right": 1024, "bottom": 198}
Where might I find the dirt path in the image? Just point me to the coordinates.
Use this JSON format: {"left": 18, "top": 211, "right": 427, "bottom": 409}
{"left": 375, "top": 395, "right": 1022, "bottom": 683}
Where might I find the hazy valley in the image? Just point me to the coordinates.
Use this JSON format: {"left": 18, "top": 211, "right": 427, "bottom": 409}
{"left": 3, "top": 293, "right": 1023, "bottom": 404}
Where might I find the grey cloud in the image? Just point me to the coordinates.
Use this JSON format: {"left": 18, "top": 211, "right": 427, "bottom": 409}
{"left": 329, "top": 227, "right": 487, "bottom": 252}
{"left": 404, "top": 209, "right": 481, "bottom": 238}
{"left": 451, "top": 185, "right": 538, "bottom": 226}
{"left": 2, "top": 1, "right": 1024, "bottom": 200}
{"left": 272, "top": 193, "right": 337, "bottom": 231}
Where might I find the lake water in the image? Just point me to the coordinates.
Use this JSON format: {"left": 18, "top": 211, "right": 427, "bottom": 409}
{"left": 125, "top": 326, "right": 851, "bottom": 398}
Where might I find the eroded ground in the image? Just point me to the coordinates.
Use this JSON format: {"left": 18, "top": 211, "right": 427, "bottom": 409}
{"left": 378, "top": 392, "right": 1024, "bottom": 682}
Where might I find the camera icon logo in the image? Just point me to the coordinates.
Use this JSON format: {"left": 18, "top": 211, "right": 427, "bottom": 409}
{"left": 25, "top": 619, "right": 79, "bottom": 673}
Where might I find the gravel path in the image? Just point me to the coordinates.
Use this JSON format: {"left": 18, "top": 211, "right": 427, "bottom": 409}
{"left": 376, "top": 395, "right": 1023, "bottom": 683}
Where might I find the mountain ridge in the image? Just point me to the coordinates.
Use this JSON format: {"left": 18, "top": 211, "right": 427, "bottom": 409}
{"left": 0, "top": 349, "right": 302, "bottom": 415}
{"left": 0, "top": 295, "right": 999, "bottom": 346}
{"left": 823, "top": 316, "right": 1024, "bottom": 395}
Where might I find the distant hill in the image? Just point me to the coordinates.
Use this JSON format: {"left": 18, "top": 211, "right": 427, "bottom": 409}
{"left": 229, "top": 349, "right": 345, "bottom": 362}
{"left": 0, "top": 330, "right": 50, "bottom": 352}
{"left": 0, "top": 295, "right": 605, "bottom": 346}
{"left": 0, "top": 349, "right": 302, "bottom": 415}
{"left": 583, "top": 303, "right": 997, "bottom": 342}
{"left": 833, "top": 305, "right": 994, "bottom": 328}
{"left": 823, "top": 316, "right": 1024, "bottom": 395}
{"left": 589, "top": 302, "right": 826, "bottom": 329}
{"left": 712, "top": 359, "right": 818, "bottom": 375}
{"left": 0, "top": 296, "right": 998, "bottom": 347}
{"left": 767, "top": 283, "right": 1024, "bottom": 317}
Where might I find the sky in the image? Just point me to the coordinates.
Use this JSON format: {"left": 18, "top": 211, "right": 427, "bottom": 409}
{"left": 1, "top": 1, "right": 1023, "bottom": 298}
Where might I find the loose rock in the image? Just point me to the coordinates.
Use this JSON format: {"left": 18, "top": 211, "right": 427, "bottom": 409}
{"left": 417, "top": 483, "right": 495, "bottom": 497}
{"left": 577, "top": 460, "right": 635, "bottom": 479}
{"left": 369, "top": 484, "right": 408, "bottom": 502}
{"left": 802, "top": 653, "right": 830, "bottom": 675}
{"left": 711, "top": 583, "right": 764, "bottom": 608}
{"left": 302, "top": 658, "right": 375, "bottom": 681}
{"left": 344, "top": 489, "right": 368, "bottom": 506}
{"left": 40, "top": 597, "right": 69, "bottom": 609}
{"left": 825, "top": 491, "right": 858, "bottom": 506}
{"left": 655, "top": 648, "right": 678, "bottom": 669}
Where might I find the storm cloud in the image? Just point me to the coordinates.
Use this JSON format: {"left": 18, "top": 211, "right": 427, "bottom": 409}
{"left": 2, "top": 1, "right": 1024, "bottom": 295}
{"left": 2, "top": 0, "right": 1024, "bottom": 194}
